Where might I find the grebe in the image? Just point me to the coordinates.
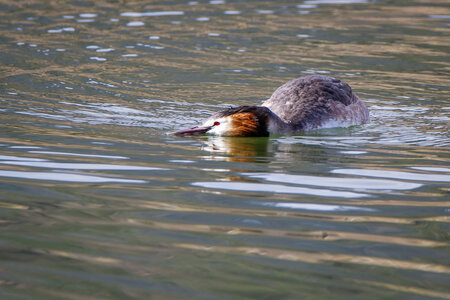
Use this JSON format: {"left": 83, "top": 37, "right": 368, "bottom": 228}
{"left": 174, "top": 75, "right": 369, "bottom": 137}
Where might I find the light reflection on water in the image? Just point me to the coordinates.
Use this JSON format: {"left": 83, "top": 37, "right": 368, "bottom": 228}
{"left": 262, "top": 202, "right": 375, "bottom": 212}
{"left": 0, "top": 170, "right": 147, "bottom": 183}
{"left": 0, "top": 160, "right": 164, "bottom": 170}
{"left": 242, "top": 172, "right": 422, "bottom": 190}
{"left": 332, "top": 169, "right": 450, "bottom": 182}
{"left": 29, "top": 150, "right": 129, "bottom": 159}
{"left": 1, "top": 0, "right": 449, "bottom": 298}
{"left": 192, "top": 181, "right": 370, "bottom": 198}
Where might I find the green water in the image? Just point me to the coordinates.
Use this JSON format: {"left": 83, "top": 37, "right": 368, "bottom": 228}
{"left": 0, "top": 0, "right": 449, "bottom": 299}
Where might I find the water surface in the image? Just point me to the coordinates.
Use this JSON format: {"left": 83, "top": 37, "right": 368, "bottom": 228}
{"left": 0, "top": 0, "right": 449, "bottom": 299}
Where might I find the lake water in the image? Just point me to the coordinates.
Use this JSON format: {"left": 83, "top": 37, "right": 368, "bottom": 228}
{"left": 1, "top": 0, "right": 449, "bottom": 298}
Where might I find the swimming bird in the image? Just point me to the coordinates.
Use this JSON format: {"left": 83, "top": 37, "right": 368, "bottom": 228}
{"left": 174, "top": 75, "right": 369, "bottom": 137}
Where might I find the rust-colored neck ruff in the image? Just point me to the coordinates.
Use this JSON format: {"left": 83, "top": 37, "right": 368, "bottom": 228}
{"left": 228, "top": 112, "right": 265, "bottom": 137}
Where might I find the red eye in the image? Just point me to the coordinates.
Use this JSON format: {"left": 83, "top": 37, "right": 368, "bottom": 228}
{"left": 214, "top": 121, "right": 220, "bottom": 126}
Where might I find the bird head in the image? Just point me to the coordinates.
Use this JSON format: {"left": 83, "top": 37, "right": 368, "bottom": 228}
{"left": 173, "top": 106, "right": 271, "bottom": 137}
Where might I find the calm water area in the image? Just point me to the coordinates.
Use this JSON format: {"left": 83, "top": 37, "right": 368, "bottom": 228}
{"left": 0, "top": 0, "right": 449, "bottom": 299}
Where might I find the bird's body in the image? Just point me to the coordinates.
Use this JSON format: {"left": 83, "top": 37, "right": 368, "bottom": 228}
{"left": 174, "top": 75, "right": 369, "bottom": 137}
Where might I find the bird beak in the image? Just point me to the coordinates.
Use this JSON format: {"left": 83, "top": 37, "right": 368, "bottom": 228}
{"left": 173, "top": 126, "right": 212, "bottom": 135}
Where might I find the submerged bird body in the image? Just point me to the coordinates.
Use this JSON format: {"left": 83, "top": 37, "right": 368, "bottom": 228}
{"left": 174, "top": 75, "right": 369, "bottom": 137}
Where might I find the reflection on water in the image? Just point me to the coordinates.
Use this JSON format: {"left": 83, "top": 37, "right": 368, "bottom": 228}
{"left": 243, "top": 172, "right": 422, "bottom": 190}
{"left": 332, "top": 168, "right": 450, "bottom": 182}
{"left": 175, "top": 243, "right": 450, "bottom": 274}
{"left": 29, "top": 150, "right": 129, "bottom": 159}
{"left": 202, "top": 136, "right": 271, "bottom": 161}
{"left": 0, "top": 160, "right": 164, "bottom": 170}
{"left": 193, "top": 181, "right": 369, "bottom": 198}
{"left": 1, "top": 0, "right": 449, "bottom": 298}
{"left": 262, "top": 201, "right": 375, "bottom": 212}
{"left": 0, "top": 170, "right": 147, "bottom": 183}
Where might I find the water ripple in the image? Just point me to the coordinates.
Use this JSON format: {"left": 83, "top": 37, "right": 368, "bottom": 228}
{"left": 29, "top": 151, "right": 129, "bottom": 160}
{"left": 263, "top": 202, "right": 375, "bottom": 212}
{"left": 120, "top": 11, "right": 184, "bottom": 17}
{"left": 0, "top": 161, "right": 164, "bottom": 170}
{"left": 0, "top": 170, "right": 147, "bottom": 183}
{"left": 332, "top": 169, "right": 450, "bottom": 183}
{"left": 192, "top": 181, "right": 369, "bottom": 198}
{"left": 243, "top": 172, "right": 422, "bottom": 190}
